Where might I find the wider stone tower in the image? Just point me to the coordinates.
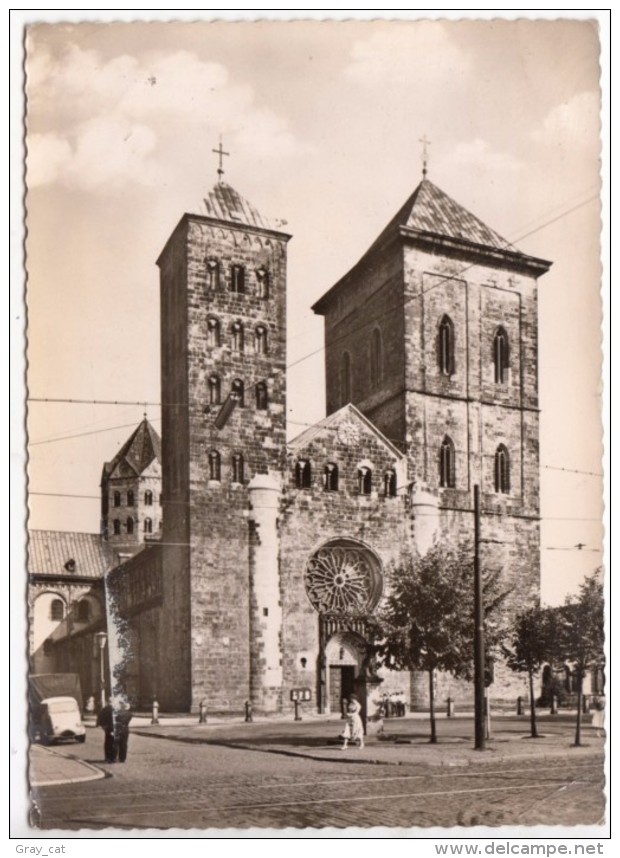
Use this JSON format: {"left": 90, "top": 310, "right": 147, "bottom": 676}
{"left": 156, "top": 178, "right": 291, "bottom": 712}
{"left": 313, "top": 177, "right": 552, "bottom": 652}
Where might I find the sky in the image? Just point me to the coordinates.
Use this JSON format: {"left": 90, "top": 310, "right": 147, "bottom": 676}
{"left": 21, "top": 14, "right": 606, "bottom": 607}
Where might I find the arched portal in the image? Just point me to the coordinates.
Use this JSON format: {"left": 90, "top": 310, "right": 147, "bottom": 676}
{"left": 324, "top": 631, "right": 366, "bottom": 716}
{"left": 305, "top": 538, "right": 384, "bottom": 713}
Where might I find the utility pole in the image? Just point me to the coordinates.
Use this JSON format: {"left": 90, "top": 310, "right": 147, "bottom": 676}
{"left": 473, "top": 485, "right": 486, "bottom": 750}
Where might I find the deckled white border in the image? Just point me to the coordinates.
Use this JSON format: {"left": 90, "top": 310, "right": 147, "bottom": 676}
{"left": 9, "top": 6, "right": 611, "bottom": 849}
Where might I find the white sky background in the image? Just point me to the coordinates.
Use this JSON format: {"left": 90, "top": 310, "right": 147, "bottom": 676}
{"left": 23, "top": 16, "right": 605, "bottom": 607}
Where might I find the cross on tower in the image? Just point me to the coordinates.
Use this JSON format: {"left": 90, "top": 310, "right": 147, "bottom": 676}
{"left": 419, "top": 134, "right": 431, "bottom": 178}
{"left": 212, "top": 137, "right": 230, "bottom": 183}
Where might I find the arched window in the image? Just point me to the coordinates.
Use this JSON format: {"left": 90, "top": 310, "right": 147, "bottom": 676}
{"left": 255, "top": 382, "right": 268, "bottom": 410}
{"left": 295, "top": 459, "right": 312, "bottom": 489}
{"left": 439, "top": 436, "right": 456, "bottom": 488}
{"left": 208, "top": 450, "right": 221, "bottom": 482}
{"left": 256, "top": 266, "right": 269, "bottom": 299}
{"left": 113, "top": 519, "right": 121, "bottom": 535}
{"left": 50, "top": 599, "right": 64, "bottom": 621}
{"left": 126, "top": 517, "right": 134, "bottom": 534}
{"left": 206, "top": 259, "right": 219, "bottom": 291}
{"left": 77, "top": 600, "right": 90, "bottom": 623}
{"left": 324, "top": 463, "right": 339, "bottom": 492}
{"left": 493, "top": 327, "right": 510, "bottom": 384}
{"left": 113, "top": 491, "right": 121, "bottom": 508}
{"left": 370, "top": 327, "right": 383, "bottom": 388}
{"left": 494, "top": 444, "right": 510, "bottom": 494}
{"left": 144, "top": 490, "right": 153, "bottom": 506}
{"left": 438, "top": 315, "right": 455, "bottom": 376}
{"left": 341, "top": 351, "right": 352, "bottom": 405}
{"left": 358, "top": 466, "right": 372, "bottom": 496}
{"left": 207, "top": 316, "right": 221, "bottom": 347}
{"left": 255, "top": 325, "right": 268, "bottom": 355}
{"left": 231, "top": 453, "right": 245, "bottom": 484}
{"left": 231, "top": 321, "right": 244, "bottom": 352}
{"left": 144, "top": 517, "right": 153, "bottom": 534}
{"left": 231, "top": 378, "right": 245, "bottom": 407}
{"left": 384, "top": 469, "right": 397, "bottom": 497}
{"left": 209, "top": 374, "right": 221, "bottom": 406}
{"left": 127, "top": 490, "right": 134, "bottom": 507}
{"left": 230, "top": 264, "right": 245, "bottom": 294}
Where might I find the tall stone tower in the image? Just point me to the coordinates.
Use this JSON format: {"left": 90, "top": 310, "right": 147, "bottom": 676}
{"left": 156, "top": 178, "right": 291, "bottom": 712}
{"left": 313, "top": 177, "right": 552, "bottom": 619}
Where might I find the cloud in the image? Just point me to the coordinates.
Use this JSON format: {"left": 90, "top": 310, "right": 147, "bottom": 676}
{"left": 448, "top": 138, "right": 522, "bottom": 175}
{"left": 532, "top": 91, "right": 601, "bottom": 154}
{"left": 344, "top": 23, "right": 470, "bottom": 88}
{"left": 26, "top": 43, "right": 307, "bottom": 191}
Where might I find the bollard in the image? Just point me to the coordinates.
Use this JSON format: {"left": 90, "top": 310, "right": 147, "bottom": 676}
{"left": 198, "top": 699, "right": 207, "bottom": 724}
{"left": 517, "top": 695, "right": 523, "bottom": 716}
{"left": 550, "top": 695, "right": 558, "bottom": 715}
{"left": 447, "top": 697, "right": 455, "bottom": 717}
{"left": 294, "top": 699, "right": 302, "bottom": 721}
{"left": 151, "top": 698, "right": 160, "bottom": 725}
{"left": 245, "top": 700, "right": 253, "bottom": 723}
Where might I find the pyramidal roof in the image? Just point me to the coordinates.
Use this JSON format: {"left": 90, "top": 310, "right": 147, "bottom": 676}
{"left": 387, "top": 178, "right": 515, "bottom": 252}
{"left": 102, "top": 419, "right": 161, "bottom": 479}
{"left": 199, "top": 181, "right": 275, "bottom": 231}
{"left": 313, "top": 178, "right": 551, "bottom": 313}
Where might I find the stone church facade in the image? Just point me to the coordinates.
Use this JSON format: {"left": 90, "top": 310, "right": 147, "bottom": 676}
{"left": 108, "top": 174, "right": 552, "bottom": 715}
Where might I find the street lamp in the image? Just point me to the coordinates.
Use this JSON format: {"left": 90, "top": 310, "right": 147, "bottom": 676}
{"left": 94, "top": 631, "right": 108, "bottom": 709}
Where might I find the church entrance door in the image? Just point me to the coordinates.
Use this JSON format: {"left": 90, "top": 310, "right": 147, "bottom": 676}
{"left": 329, "top": 665, "right": 355, "bottom": 715}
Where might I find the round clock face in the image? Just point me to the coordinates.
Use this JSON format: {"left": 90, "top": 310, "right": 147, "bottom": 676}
{"left": 337, "top": 420, "right": 360, "bottom": 446}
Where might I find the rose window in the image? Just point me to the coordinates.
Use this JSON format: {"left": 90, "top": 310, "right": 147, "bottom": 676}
{"left": 305, "top": 540, "right": 382, "bottom": 615}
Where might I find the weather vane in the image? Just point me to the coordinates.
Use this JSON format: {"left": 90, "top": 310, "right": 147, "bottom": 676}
{"left": 212, "top": 136, "right": 230, "bottom": 183}
{"left": 419, "top": 134, "right": 431, "bottom": 179}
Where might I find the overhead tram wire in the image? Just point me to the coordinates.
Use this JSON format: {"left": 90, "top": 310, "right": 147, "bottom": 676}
{"left": 27, "top": 489, "right": 603, "bottom": 524}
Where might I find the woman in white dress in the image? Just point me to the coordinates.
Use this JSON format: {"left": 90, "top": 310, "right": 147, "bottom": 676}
{"left": 591, "top": 695, "right": 605, "bottom": 737}
{"left": 342, "top": 694, "right": 364, "bottom": 749}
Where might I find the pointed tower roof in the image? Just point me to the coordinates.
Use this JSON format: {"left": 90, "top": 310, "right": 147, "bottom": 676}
{"left": 102, "top": 419, "right": 162, "bottom": 481}
{"left": 313, "top": 178, "right": 551, "bottom": 313}
{"left": 377, "top": 178, "right": 516, "bottom": 253}
{"left": 199, "top": 182, "right": 275, "bottom": 231}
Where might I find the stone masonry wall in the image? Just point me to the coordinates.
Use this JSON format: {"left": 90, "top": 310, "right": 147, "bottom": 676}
{"left": 281, "top": 419, "right": 412, "bottom": 715}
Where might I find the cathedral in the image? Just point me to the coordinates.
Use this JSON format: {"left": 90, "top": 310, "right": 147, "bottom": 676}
{"left": 29, "top": 168, "right": 553, "bottom": 714}
{"left": 101, "top": 165, "right": 552, "bottom": 716}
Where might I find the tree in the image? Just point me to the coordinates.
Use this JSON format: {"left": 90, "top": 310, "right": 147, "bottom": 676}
{"left": 503, "top": 605, "right": 556, "bottom": 738}
{"left": 378, "top": 543, "right": 510, "bottom": 744}
{"left": 557, "top": 570, "right": 605, "bottom": 747}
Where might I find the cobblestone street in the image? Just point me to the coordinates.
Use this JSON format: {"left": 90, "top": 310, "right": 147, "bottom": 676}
{"left": 28, "top": 721, "right": 606, "bottom": 832}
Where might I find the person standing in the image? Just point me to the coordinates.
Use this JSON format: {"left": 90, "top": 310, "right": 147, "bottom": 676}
{"left": 114, "top": 700, "right": 133, "bottom": 763}
{"left": 96, "top": 697, "right": 117, "bottom": 763}
{"left": 341, "top": 694, "right": 364, "bottom": 749}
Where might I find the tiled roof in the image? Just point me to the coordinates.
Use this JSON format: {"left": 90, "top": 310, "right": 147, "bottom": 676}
{"left": 28, "top": 530, "right": 112, "bottom": 579}
{"left": 371, "top": 179, "right": 516, "bottom": 254}
{"left": 102, "top": 419, "right": 161, "bottom": 479}
{"left": 200, "top": 182, "right": 274, "bottom": 231}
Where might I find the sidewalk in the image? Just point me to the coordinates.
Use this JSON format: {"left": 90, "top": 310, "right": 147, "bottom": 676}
{"left": 29, "top": 744, "right": 106, "bottom": 788}
{"left": 132, "top": 713, "right": 606, "bottom": 769}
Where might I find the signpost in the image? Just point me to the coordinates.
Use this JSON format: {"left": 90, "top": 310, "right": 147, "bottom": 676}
{"left": 290, "top": 687, "right": 311, "bottom": 721}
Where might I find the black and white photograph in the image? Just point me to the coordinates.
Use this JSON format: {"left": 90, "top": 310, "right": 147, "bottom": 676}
{"left": 13, "top": 10, "right": 608, "bottom": 841}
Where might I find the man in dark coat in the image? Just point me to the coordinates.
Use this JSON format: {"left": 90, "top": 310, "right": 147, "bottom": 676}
{"left": 96, "top": 698, "right": 117, "bottom": 763}
{"left": 114, "top": 701, "right": 133, "bottom": 763}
